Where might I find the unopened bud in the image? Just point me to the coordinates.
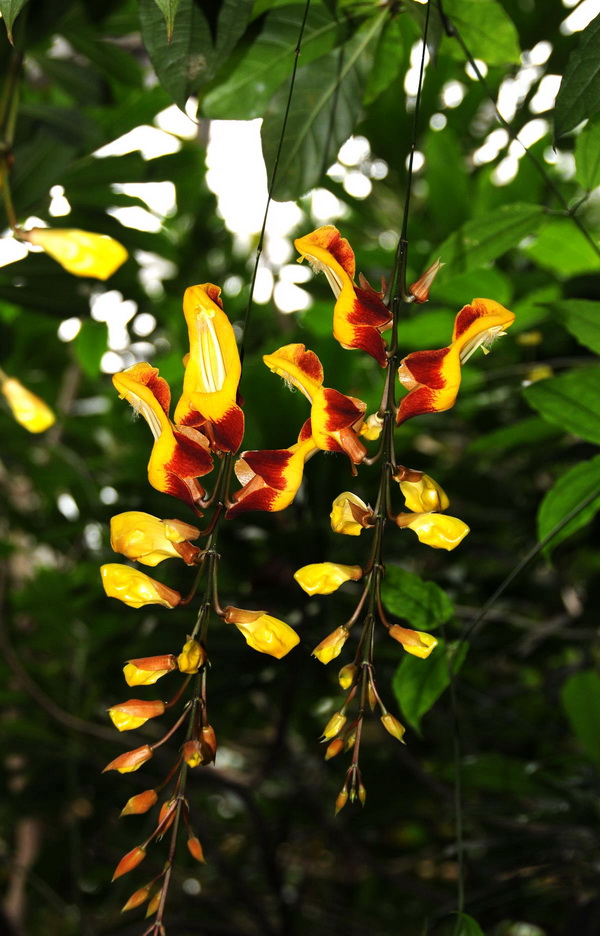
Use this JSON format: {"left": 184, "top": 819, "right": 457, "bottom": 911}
{"left": 344, "top": 732, "right": 356, "bottom": 752}
{"left": 177, "top": 637, "right": 206, "bottom": 674}
{"left": 358, "top": 783, "right": 367, "bottom": 806}
{"left": 388, "top": 625, "right": 438, "bottom": 659}
{"left": 335, "top": 789, "right": 348, "bottom": 815}
{"left": 325, "top": 738, "right": 344, "bottom": 761}
{"left": 123, "top": 654, "right": 177, "bottom": 687}
{"left": 121, "top": 885, "right": 151, "bottom": 913}
{"left": 112, "top": 846, "right": 146, "bottom": 881}
{"left": 367, "top": 682, "right": 377, "bottom": 711}
{"left": 108, "top": 698, "right": 165, "bottom": 732}
{"left": 321, "top": 711, "right": 346, "bottom": 740}
{"left": 146, "top": 889, "right": 162, "bottom": 918}
{"left": 409, "top": 257, "right": 444, "bottom": 303}
{"left": 338, "top": 663, "right": 358, "bottom": 690}
{"left": 187, "top": 835, "right": 205, "bottom": 863}
{"left": 183, "top": 740, "right": 203, "bottom": 768}
{"left": 103, "top": 744, "right": 153, "bottom": 774}
{"left": 201, "top": 724, "right": 217, "bottom": 764}
{"left": 120, "top": 789, "right": 158, "bottom": 817}
{"left": 312, "top": 625, "right": 350, "bottom": 664}
{"left": 381, "top": 713, "right": 406, "bottom": 742}
{"left": 158, "top": 800, "right": 176, "bottom": 835}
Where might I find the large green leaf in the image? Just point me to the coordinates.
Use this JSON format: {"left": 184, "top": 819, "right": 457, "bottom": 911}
{"left": 0, "top": 0, "right": 29, "bottom": 42}
{"left": 525, "top": 219, "right": 600, "bottom": 277}
{"left": 381, "top": 565, "right": 454, "bottom": 631}
{"left": 203, "top": 4, "right": 346, "bottom": 120}
{"left": 468, "top": 416, "right": 561, "bottom": 456}
{"left": 554, "top": 12, "right": 600, "bottom": 139}
{"left": 455, "top": 914, "right": 485, "bottom": 936}
{"left": 561, "top": 670, "right": 600, "bottom": 766}
{"left": 434, "top": 204, "right": 545, "bottom": 278}
{"left": 153, "top": 0, "right": 181, "bottom": 40}
{"left": 363, "top": 14, "right": 404, "bottom": 105}
{"left": 441, "top": 0, "right": 520, "bottom": 65}
{"left": 524, "top": 366, "right": 600, "bottom": 446}
{"left": 392, "top": 639, "right": 468, "bottom": 734}
{"left": 575, "top": 116, "right": 600, "bottom": 191}
{"left": 261, "top": 15, "right": 382, "bottom": 200}
{"left": 554, "top": 299, "right": 600, "bottom": 355}
{"left": 140, "top": 0, "right": 253, "bottom": 108}
{"left": 538, "top": 455, "right": 600, "bottom": 554}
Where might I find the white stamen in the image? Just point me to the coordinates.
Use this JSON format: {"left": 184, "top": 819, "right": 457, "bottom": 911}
{"left": 197, "top": 308, "right": 226, "bottom": 393}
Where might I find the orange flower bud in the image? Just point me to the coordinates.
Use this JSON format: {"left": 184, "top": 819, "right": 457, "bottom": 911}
{"left": 146, "top": 889, "right": 162, "bottom": 917}
{"left": 312, "top": 626, "right": 350, "bottom": 664}
{"left": 121, "top": 885, "right": 151, "bottom": 912}
{"left": 103, "top": 744, "right": 153, "bottom": 774}
{"left": 200, "top": 724, "right": 217, "bottom": 764}
{"left": 388, "top": 625, "right": 438, "bottom": 659}
{"left": 158, "top": 800, "right": 176, "bottom": 834}
{"left": 108, "top": 699, "right": 165, "bottom": 732}
{"left": 123, "top": 654, "right": 177, "bottom": 687}
{"left": 101, "top": 564, "right": 181, "bottom": 609}
{"left": 381, "top": 713, "right": 406, "bottom": 742}
{"left": 177, "top": 637, "right": 206, "bottom": 674}
{"left": 338, "top": 663, "right": 358, "bottom": 690}
{"left": 188, "top": 835, "right": 206, "bottom": 863}
{"left": 183, "top": 740, "right": 203, "bottom": 768}
{"left": 325, "top": 738, "right": 344, "bottom": 760}
{"left": 321, "top": 711, "right": 346, "bottom": 740}
{"left": 120, "top": 789, "right": 158, "bottom": 817}
{"left": 112, "top": 845, "right": 146, "bottom": 881}
{"left": 335, "top": 789, "right": 348, "bottom": 815}
{"left": 409, "top": 257, "right": 444, "bottom": 303}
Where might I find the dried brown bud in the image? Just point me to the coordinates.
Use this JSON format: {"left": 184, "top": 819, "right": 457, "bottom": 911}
{"left": 409, "top": 257, "right": 444, "bottom": 303}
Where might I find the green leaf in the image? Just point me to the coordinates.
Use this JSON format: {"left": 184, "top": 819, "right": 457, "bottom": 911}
{"left": 73, "top": 321, "right": 107, "bottom": 379}
{"left": 0, "top": 0, "right": 29, "bottom": 43}
{"left": 468, "top": 416, "right": 561, "bottom": 456}
{"left": 140, "top": 0, "right": 253, "bottom": 108}
{"left": 554, "top": 13, "right": 600, "bottom": 139}
{"left": 575, "top": 116, "right": 600, "bottom": 191}
{"left": 561, "top": 670, "right": 600, "bottom": 766}
{"left": 153, "top": 0, "right": 181, "bottom": 40}
{"left": 441, "top": 0, "right": 520, "bottom": 65}
{"left": 392, "top": 639, "right": 468, "bottom": 734}
{"left": 553, "top": 299, "right": 600, "bottom": 355}
{"left": 525, "top": 219, "right": 600, "bottom": 277}
{"left": 261, "top": 15, "right": 382, "bottom": 200}
{"left": 524, "top": 366, "right": 600, "bottom": 446}
{"left": 538, "top": 455, "right": 600, "bottom": 555}
{"left": 454, "top": 913, "right": 485, "bottom": 936}
{"left": 434, "top": 204, "right": 545, "bottom": 279}
{"left": 510, "top": 284, "right": 559, "bottom": 334}
{"left": 381, "top": 565, "right": 454, "bottom": 631}
{"left": 203, "top": 4, "right": 346, "bottom": 120}
{"left": 363, "top": 14, "right": 404, "bottom": 105}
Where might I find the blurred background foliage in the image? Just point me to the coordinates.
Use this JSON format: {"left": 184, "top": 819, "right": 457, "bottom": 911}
{"left": 0, "top": 0, "right": 599, "bottom": 934}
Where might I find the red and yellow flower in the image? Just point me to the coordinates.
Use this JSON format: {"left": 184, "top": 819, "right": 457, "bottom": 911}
{"left": 295, "top": 226, "right": 392, "bottom": 366}
{"left": 397, "top": 298, "right": 515, "bottom": 425}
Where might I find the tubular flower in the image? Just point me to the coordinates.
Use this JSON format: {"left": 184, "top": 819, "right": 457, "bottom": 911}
{"left": 330, "top": 491, "right": 372, "bottom": 535}
{"left": 388, "top": 624, "right": 438, "bottom": 659}
{"left": 397, "top": 512, "right": 470, "bottom": 551}
{"left": 294, "top": 225, "right": 392, "bottom": 366}
{"left": 101, "top": 564, "right": 181, "bottom": 609}
{"left": 312, "top": 625, "right": 350, "bottom": 664}
{"left": 103, "top": 744, "right": 153, "bottom": 774}
{"left": 223, "top": 606, "right": 300, "bottom": 659}
{"left": 294, "top": 563, "right": 362, "bottom": 596}
{"left": 123, "top": 654, "right": 177, "bottom": 686}
{"left": 107, "top": 699, "right": 166, "bottom": 732}
{"left": 394, "top": 468, "right": 450, "bottom": 513}
{"left": 0, "top": 375, "right": 55, "bottom": 433}
{"left": 396, "top": 298, "right": 516, "bottom": 425}
{"left": 110, "top": 512, "right": 201, "bottom": 566}
{"left": 227, "top": 420, "right": 318, "bottom": 517}
{"left": 263, "top": 343, "right": 367, "bottom": 464}
{"left": 23, "top": 227, "right": 127, "bottom": 280}
{"left": 113, "top": 363, "right": 213, "bottom": 509}
{"left": 174, "top": 283, "right": 244, "bottom": 453}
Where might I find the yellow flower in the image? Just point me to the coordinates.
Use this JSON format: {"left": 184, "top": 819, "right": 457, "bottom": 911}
{"left": 294, "top": 562, "right": 362, "bottom": 596}
{"left": 110, "top": 512, "right": 201, "bottom": 566}
{"left": 338, "top": 663, "right": 357, "bottom": 689}
{"left": 100, "top": 564, "right": 181, "bottom": 609}
{"left": 321, "top": 711, "right": 347, "bottom": 740}
{"left": 123, "top": 654, "right": 177, "bottom": 686}
{"left": 330, "top": 492, "right": 371, "bottom": 535}
{"left": 398, "top": 512, "right": 470, "bottom": 551}
{"left": 177, "top": 637, "right": 206, "bottom": 674}
{"left": 388, "top": 625, "right": 438, "bottom": 659}
{"left": 24, "top": 227, "right": 127, "bottom": 279}
{"left": 311, "top": 625, "right": 350, "bottom": 663}
{"left": 359, "top": 413, "right": 384, "bottom": 440}
{"left": 1, "top": 375, "right": 55, "bottom": 433}
{"left": 381, "top": 713, "right": 406, "bottom": 742}
{"left": 107, "top": 699, "right": 165, "bottom": 732}
{"left": 396, "top": 471, "right": 449, "bottom": 513}
{"left": 223, "top": 606, "right": 300, "bottom": 659}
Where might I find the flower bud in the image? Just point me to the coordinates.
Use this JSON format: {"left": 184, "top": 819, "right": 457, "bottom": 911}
{"left": 400, "top": 512, "right": 469, "bottom": 550}
{"left": 398, "top": 474, "right": 450, "bottom": 513}
{"left": 200, "top": 725, "right": 217, "bottom": 764}
{"left": 335, "top": 789, "right": 348, "bottom": 815}
{"left": 188, "top": 835, "right": 205, "bottom": 863}
{"left": 381, "top": 713, "right": 406, "bottom": 742}
{"left": 24, "top": 227, "right": 128, "bottom": 280}
{"left": 121, "top": 885, "right": 151, "bottom": 912}
{"left": 409, "top": 257, "right": 444, "bottom": 303}
{"left": 224, "top": 606, "right": 300, "bottom": 659}
{"left": 388, "top": 625, "right": 438, "bottom": 659}
{"left": 158, "top": 800, "right": 176, "bottom": 835}
{"left": 367, "top": 681, "right": 377, "bottom": 711}
{"left": 338, "top": 663, "right": 358, "bottom": 690}
{"left": 359, "top": 413, "right": 384, "bottom": 440}
{"left": 325, "top": 738, "right": 344, "bottom": 760}
{"left": 330, "top": 492, "right": 372, "bottom": 535}
{"left": 183, "top": 740, "right": 203, "bottom": 768}
{"left": 108, "top": 699, "right": 165, "bottom": 732}
{"left": 358, "top": 783, "right": 367, "bottom": 806}
{"left": 321, "top": 711, "right": 346, "bottom": 740}
{"left": 295, "top": 563, "right": 362, "bottom": 596}
{"left": 101, "top": 564, "right": 181, "bottom": 609}
{"left": 112, "top": 845, "right": 146, "bottom": 881}
{"left": 1, "top": 376, "right": 55, "bottom": 433}
{"left": 110, "top": 512, "right": 201, "bottom": 566}
{"left": 146, "top": 889, "right": 162, "bottom": 918}
{"left": 123, "top": 654, "right": 177, "bottom": 687}
{"left": 120, "top": 789, "right": 158, "bottom": 817}
{"left": 103, "top": 744, "right": 153, "bottom": 774}
{"left": 177, "top": 637, "right": 206, "bottom": 674}
{"left": 312, "top": 626, "right": 350, "bottom": 664}
{"left": 344, "top": 732, "right": 356, "bottom": 752}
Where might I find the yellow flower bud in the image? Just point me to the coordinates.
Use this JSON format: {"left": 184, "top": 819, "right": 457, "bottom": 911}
{"left": 108, "top": 699, "right": 165, "bottom": 731}
{"left": 1, "top": 376, "right": 55, "bottom": 433}
{"left": 110, "top": 512, "right": 200, "bottom": 566}
{"left": 399, "top": 512, "right": 470, "bottom": 551}
{"left": 294, "top": 562, "right": 362, "bottom": 596}
{"left": 100, "top": 564, "right": 181, "bottom": 609}
{"left": 123, "top": 654, "right": 177, "bottom": 686}
{"left": 381, "top": 713, "right": 406, "bottom": 742}
{"left": 325, "top": 738, "right": 344, "bottom": 760}
{"left": 177, "top": 638, "right": 206, "bottom": 674}
{"left": 321, "top": 711, "right": 346, "bottom": 740}
{"left": 24, "top": 227, "right": 127, "bottom": 279}
{"left": 312, "top": 625, "right": 350, "bottom": 664}
{"left": 335, "top": 789, "right": 348, "bottom": 815}
{"left": 338, "top": 663, "right": 358, "bottom": 690}
{"left": 224, "top": 606, "right": 300, "bottom": 659}
{"left": 359, "top": 413, "right": 384, "bottom": 440}
{"left": 330, "top": 492, "right": 371, "bottom": 535}
{"left": 399, "top": 474, "right": 449, "bottom": 513}
{"left": 388, "top": 624, "right": 438, "bottom": 659}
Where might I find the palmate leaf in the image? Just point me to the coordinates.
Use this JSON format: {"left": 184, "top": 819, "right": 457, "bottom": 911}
{"left": 554, "top": 12, "right": 600, "bottom": 139}
{"left": 260, "top": 13, "right": 384, "bottom": 201}
{"left": 537, "top": 455, "right": 600, "bottom": 555}
{"left": 153, "top": 0, "right": 181, "bottom": 40}
{"left": 524, "top": 366, "right": 600, "bottom": 447}
{"left": 0, "top": 0, "right": 29, "bottom": 43}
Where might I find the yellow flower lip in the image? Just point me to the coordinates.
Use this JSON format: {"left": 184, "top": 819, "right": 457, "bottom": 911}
{"left": 311, "top": 625, "right": 350, "bottom": 664}
{"left": 224, "top": 606, "right": 300, "bottom": 659}
{"left": 330, "top": 492, "right": 372, "bottom": 535}
{"left": 294, "top": 563, "right": 362, "bottom": 596}
{"left": 398, "top": 512, "right": 470, "bottom": 551}
{"left": 110, "top": 512, "right": 201, "bottom": 566}
{"left": 1, "top": 375, "right": 55, "bottom": 433}
{"left": 388, "top": 625, "right": 438, "bottom": 659}
{"left": 100, "top": 563, "right": 181, "bottom": 609}
{"left": 23, "top": 227, "right": 127, "bottom": 279}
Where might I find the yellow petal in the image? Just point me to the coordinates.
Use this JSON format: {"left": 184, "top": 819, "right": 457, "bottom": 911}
{"left": 294, "top": 563, "right": 362, "bottom": 596}
{"left": 1, "top": 377, "right": 55, "bottom": 433}
{"left": 25, "top": 228, "right": 127, "bottom": 279}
